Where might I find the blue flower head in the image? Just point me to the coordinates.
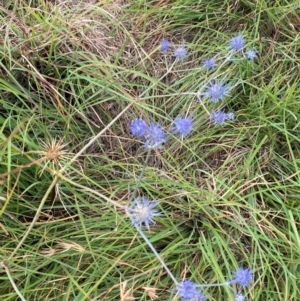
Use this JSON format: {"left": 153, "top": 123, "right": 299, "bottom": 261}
{"left": 245, "top": 49, "right": 257, "bottom": 61}
{"left": 210, "top": 110, "right": 227, "bottom": 125}
{"left": 130, "top": 118, "right": 148, "bottom": 138}
{"left": 160, "top": 39, "right": 170, "bottom": 52}
{"left": 176, "top": 280, "right": 207, "bottom": 301}
{"left": 232, "top": 267, "right": 252, "bottom": 287}
{"left": 172, "top": 116, "right": 193, "bottom": 137}
{"left": 177, "top": 280, "right": 197, "bottom": 300}
{"left": 174, "top": 45, "right": 187, "bottom": 60}
{"left": 235, "top": 294, "right": 246, "bottom": 301}
{"left": 203, "top": 58, "right": 216, "bottom": 70}
{"left": 204, "top": 80, "right": 230, "bottom": 103}
{"left": 127, "top": 197, "right": 161, "bottom": 231}
{"left": 229, "top": 34, "right": 245, "bottom": 52}
{"left": 144, "top": 122, "right": 166, "bottom": 149}
{"left": 226, "top": 112, "right": 235, "bottom": 120}
{"left": 210, "top": 110, "right": 234, "bottom": 125}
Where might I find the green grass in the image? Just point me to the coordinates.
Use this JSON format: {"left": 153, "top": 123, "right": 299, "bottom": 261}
{"left": 0, "top": 0, "right": 300, "bottom": 300}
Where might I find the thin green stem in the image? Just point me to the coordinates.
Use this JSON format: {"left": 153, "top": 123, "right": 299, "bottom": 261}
{"left": 3, "top": 262, "right": 27, "bottom": 301}
{"left": 128, "top": 149, "right": 152, "bottom": 203}
{"left": 7, "top": 175, "right": 59, "bottom": 260}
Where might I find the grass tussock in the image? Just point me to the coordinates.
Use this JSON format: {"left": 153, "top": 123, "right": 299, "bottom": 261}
{"left": 0, "top": 0, "right": 300, "bottom": 300}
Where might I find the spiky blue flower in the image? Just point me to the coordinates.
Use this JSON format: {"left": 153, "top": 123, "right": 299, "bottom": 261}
{"left": 232, "top": 267, "right": 252, "bottom": 287}
{"left": 245, "top": 49, "right": 257, "bottom": 61}
{"left": 235, "top": 294, "right": 246, "bottom": 301}
{"left": 226, "top": 112, "right": 235, "bottom": 120}
{"left": 144, "top": 122, "right": 166, "bottom": 149}
{"left": 172, "top": 116, "right": 193, "bottom": 137}
{"left": 203, "top": 58, "right": 216, "bottom": 70}
{"left": 210, "top": 110, "right": 235, "bottom": 125}
{"left": 160, "top": 39, "right": 170, "bottom": 52}
{"left": 211, "top": 111, "right": 235, "bottom": 125}
{"left": 176, "top": 280, "right": 207, "bottom": 301}
{"left": 204, "top": 80, "right": 230, "bottom": 103}
{"left": 177, "top": 280, "right": 197, "bottom": 300}
{"left": 174, "top": 45, "right": 187, "bottom": 60}
{"left": 127, "top": 197, "right": 161, "bottom": 231}
{"left": 210, "top": 110, "right": 227, "bottom": 125}
{"left": 130, "top": 118, "right": 148, "bottom": 138}
{"left": 229, "top": 34, "right": 245, "bottom": 52}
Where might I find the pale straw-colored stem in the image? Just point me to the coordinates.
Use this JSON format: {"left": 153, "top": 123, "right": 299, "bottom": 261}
{"left": 134, "top": 225, "right": 178, "bottom": 285}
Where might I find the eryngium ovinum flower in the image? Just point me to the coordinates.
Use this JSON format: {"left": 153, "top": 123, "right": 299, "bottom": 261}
{"left": 130, "top": 118, "right": 148, "bottom": 138}
{"left": 210, "top": 110, "right": 234, "bottom": 125}
{"left": 160, "top": 39, "right": 170, "bottom": 52}
{"left": 245, "top": 49, "right": 257, "bottom": 61}
{"left": 130, "top": 119, "right": 166, "bottom": 149}
{"left": 228, "top": 34, "right": 245, "bottom": 52}
{"left": 127, "top": 197, "right": 161, "bottom": 231}
{"left": 174, "top": 45, "right": 187, "bottom": 60}
{"left": 172, "top": 116, "right": 193, "bottom": 137}
{"left": 176, "top": 280, "right": 207, "bottom": 301}
{"left": 203, "top": 80, "right": 230, "bottom": 103}
{"left": 232, "top": 267, "right": 252, "bottom": 287}
{"left": 203, "top": 58, "right": 216, "bottom": 70}
{"left": 235, "top": 294, "right": 246, "bottom": 301}
{"left": 144, "top": 122, "right": 166, "bottom": 149}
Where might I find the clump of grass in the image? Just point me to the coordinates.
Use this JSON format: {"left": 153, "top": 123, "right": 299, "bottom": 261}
{"left": 1, "top": 0, "right": 300, "bottom": 301}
